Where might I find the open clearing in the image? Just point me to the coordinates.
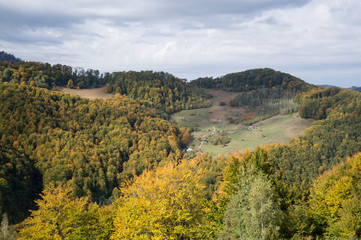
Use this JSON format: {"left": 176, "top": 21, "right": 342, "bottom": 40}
{"left": 171, "top": 89, "right": 313, "bottom": 156}
{"left": 171, "top": 89, "right": 245, "bottom": 129}
{"left": 58, "top": 86, "right": 313, "bottom": 155}
{"left": 57, "top": 87, "right": 114, "bottom": 99}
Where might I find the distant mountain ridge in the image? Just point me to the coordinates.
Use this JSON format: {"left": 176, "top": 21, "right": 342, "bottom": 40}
{"left": 317, "top": 84, "right": 340, "bottom": 89}
{"left": 350, "top": 86, "right": 361, "bottom": 92}
{"left": 190, "top": 68, "right": 314, "bottom": 93}
{"left": 0, "top": 51, "right": 23, "bottom": 63}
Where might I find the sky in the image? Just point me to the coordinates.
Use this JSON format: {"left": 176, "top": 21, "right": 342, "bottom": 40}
{"left": 1, "top": 0, "right": 360, "bottom": 87}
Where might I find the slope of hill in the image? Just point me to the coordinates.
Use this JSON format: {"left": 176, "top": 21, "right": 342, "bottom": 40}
{"left": 2, "top": 58, "right": 361, "bottom": 239}
{"left": 0, "top": 60, "right": 104, "bottom": 88}
{"left": 270, "top": 88, "right": 361, "bottom": 184}
{"left": 0, "top": 51, "right": 22, "bottom": 63}
{"left": 104, "top": 70, "right": 212, "bottom": 114}
{"left": 0, "top": 82, "right": 189, "bottom": 223}
{"left": 171, "top": 88, "right": 313, "bottom": 156}
{"left": 58, "top": 86, "right": 114, "bottom": 99}
{"left": 350, "top": 86, "right": 361, "bottom": 92}
{"left": 190, "top": 68, "right": 313, "bottom": 92}
{"left": 304, "top": 153, "right": 361, "bottom": 238}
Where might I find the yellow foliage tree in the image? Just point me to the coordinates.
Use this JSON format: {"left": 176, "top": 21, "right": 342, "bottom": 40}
{"left": 112, "top": 159, "right": 209, "bottom": 239}
{"left": 308, "top": 153, "right": 361, "bottom": 238}
{"left": 17, "top": 183, "right": 112, "bottom": 240}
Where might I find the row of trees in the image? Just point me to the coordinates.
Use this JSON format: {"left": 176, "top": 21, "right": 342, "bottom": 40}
{"left": 0, "top": 51, "right": 22, "bottom": 64}
{"left": 104, "top": 71, "right": 212, "bottom": 114}
{"left": 0, "top": 59, "right": 212, "bottom": 115}
{"left": 229, "top": 87, "right": 300, "bottom": 107}
{"left": 0, "top": 61, "right": 104, "bottom": 89}
{"left": 14, "top": 149, "right": 286, "bottom": 239}
{"left": 190, "top": 68, "right": 313, "bottom": 92}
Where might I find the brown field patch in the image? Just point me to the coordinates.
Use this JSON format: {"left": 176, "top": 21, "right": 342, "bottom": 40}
{"left": 57, "top": 87, "right": 114, "bottom": 99}
{"left": 203, "top": 89, "right": 245, "bottom": 125}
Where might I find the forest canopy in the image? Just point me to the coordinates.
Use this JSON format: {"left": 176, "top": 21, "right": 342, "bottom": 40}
{"left": 1, "top": 54, "right": 361, "bottom": 239}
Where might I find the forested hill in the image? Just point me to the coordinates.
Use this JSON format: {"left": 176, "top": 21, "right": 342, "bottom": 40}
{"left": 0, "top": 51, "right": 23, "bottom": 64}
{"left": 0, "top": 82, "right": 191, "bottom": 223}
{"left": 0, "top": 58, "right": 212, "bottom": 114}
{"left": 190, "top": 68, "right": 313, "bottom": 92}
{"left": 104, "top": 71, "right": 212, "bottom": 114}
{"left": 0, "top": 60, "right": 104, "bottom": 89}
{"left": 350, "top": 86, "right": 361, "bottom": 92}
{"left": 270, "top": 88, "right": 361, "bottom": 184}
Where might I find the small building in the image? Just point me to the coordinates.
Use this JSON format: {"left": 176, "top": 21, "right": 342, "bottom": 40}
{"left": 186, "top": 148, "right": 193, "bottom": 152}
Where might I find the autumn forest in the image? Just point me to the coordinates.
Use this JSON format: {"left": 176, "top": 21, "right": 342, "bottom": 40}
{"left": 1, "top": 52, "right": 361, "bottom": 239}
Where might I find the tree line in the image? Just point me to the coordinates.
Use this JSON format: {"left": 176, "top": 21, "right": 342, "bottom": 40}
{"left": 0, "top": 61, "right": 104, "bottom": 89}
{"left": 190, "top": 68, "right": 313, "bottom": 92}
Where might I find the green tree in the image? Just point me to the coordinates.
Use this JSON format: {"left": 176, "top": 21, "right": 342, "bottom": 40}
{"left": 218, "top": 169, "right": 281, "bottom": 240}
{"left": 0, "top": 214, "right": 16, "bottom": 240}
{"left": 307, "top": 153, "right": 361, "bottom": 238}
{"left": 2, "top": 68, "right": 11, "bottom": 82}
{"left": 34, "top": 76, "right": 49, "bottom": 88}
{"left": 67, "top": 79, "right": 74, "bottom": 89}
{"left": 104, "top": 83, "right": 112, "bottom": 93}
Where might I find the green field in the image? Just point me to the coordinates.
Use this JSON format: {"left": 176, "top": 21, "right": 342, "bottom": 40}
{"left": 172, "top": 110, "right": 313, "bottom": 156}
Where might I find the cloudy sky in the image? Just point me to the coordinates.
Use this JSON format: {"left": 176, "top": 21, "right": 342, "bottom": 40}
{"left": 1, "top": 0, "right": 360, "bottom": 87}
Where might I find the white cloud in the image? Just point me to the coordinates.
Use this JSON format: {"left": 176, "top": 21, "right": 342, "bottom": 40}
{"left": 1, "top": 0, "right": 360, "bottom": 87}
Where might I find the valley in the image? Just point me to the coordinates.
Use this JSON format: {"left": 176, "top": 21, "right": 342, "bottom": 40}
{"left": 171, "top": 89, "right": 313, "bottom": 155}
{"left": 1, "top": 58, "right": 361, "bottom": 239}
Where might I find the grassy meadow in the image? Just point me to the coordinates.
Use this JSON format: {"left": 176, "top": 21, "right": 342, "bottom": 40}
{"left": 172, "top": 111, "right": 313, "bottom": 156}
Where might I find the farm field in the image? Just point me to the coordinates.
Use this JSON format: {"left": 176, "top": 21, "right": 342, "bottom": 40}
{"left": 171, "top": 89, "right": 313, "bottom": 156}
{"left": 197, "top": 114, "right": 312, "bottom": 155}
{"left": 57, "top": 86, "right": 114, "bottom": 99}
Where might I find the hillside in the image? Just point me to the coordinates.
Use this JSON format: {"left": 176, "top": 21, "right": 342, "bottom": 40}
{"left": 0, "top": 60, "right": 104, "bottom": 88}
{"left": 350, "top": 86, "right": 361, "bottom": 92}
{"left": 270, "top": 88, "right": 361, "bottom": 183}
{"left": 171, "top": 89, "right": 313, "bottom": 155}
{"left": 1, "top": 58, "right": 361, "bottom": 239}
{"left": 104, "top": 70, "right": 211, "bottom": 114}
{"left": 0, "top": 82, "right": 189, "bottom": 223}
{"left": 190, "top": 68, "right": 313, "bottom": 92}
{"left": 58, "top": 86, "right": 114, "bottom": 99}
{"left": 0, "top": 51, "right": 22, "bottom": 63}
{"left": 0, "top": 59, "right": 212, "bottom": 115}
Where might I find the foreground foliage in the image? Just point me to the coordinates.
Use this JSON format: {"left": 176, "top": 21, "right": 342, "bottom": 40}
{"left": 112, "top": 158, "right": 209, "bottom": 239}
{"left": 216, "top": 149, "right": 282, "bottom": 240}
{"left": 307, "top": 153, "right": 361, "bottom": 238}
{"left": 18, "top": 184, "right": 112, "bottom": 240}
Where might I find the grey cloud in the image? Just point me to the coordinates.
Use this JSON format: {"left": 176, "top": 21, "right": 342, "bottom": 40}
{"left": 1, "top": 0, "right": 360, "bottom": 88}
{"left": 168, "top": 0, "right": 310, "bottom": 17}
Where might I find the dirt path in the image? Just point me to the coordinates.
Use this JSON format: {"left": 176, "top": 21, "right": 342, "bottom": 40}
{"left": 199, "top": 126, "right": 216, "bottom": 149}
{"left": 211, "top": 126, "right": 216, "bottom": 135}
